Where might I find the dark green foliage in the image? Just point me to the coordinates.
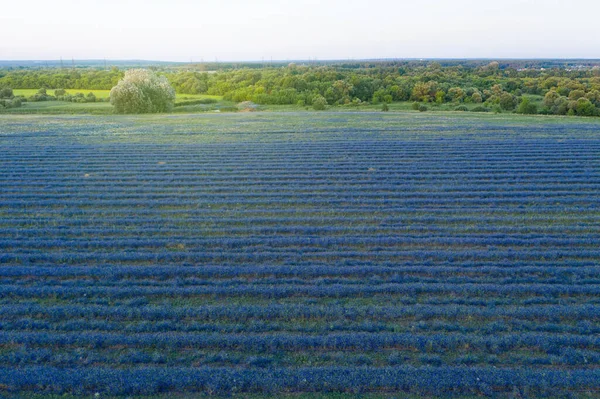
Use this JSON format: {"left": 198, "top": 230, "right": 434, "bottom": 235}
{"left": 499, "top": 92, "right": 517, "bottom": 110}
{"left": 0, "top": 98, "right": 21, "bottom": 109}
{"left": 516, "top": 97, "right": 538, "bottom": 115}
{"left": 312, "top": 95, "right": 327, "bottom": 111}
{"left": 551, "top": 96, "right": 570, "bottom": 115}
{"left": 381, "top": 103, "right": 389, "bottom": 112}
{"left": 27, "top": 92, "right": 55, "bottom": 102}
{"left": 0, "top": 68, "right": 124, "bottom": 90}
{"left": 2, "top": 61, "right": 600, "bottom": 117}
{"left": 0, "top": 86, "right": 13, "bottom": 98}
{"left": 411, "top": 102, "right": 421, "bottom": 110}
{"left": 418, "top": 104, "right": 428, "bottom": 112}
{"left": 54, "top": 92, "right": 99, "bottom": 103}
{"left": 455, "top": 105, "right": 468, "bottom": 111}
{"left": 472, "top": 106, "right": 489, "bottom": 112}
{"left": 571, "top": 98, "right": 597, "bottom": 116}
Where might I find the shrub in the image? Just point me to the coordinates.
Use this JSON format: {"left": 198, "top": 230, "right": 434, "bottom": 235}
{"left": 516, "top": 97, "right": 538, "bottom": 115}
{"left": 568, "top": 89, "right": 585, "bottom": 100}
{"left": 0, "top": 98, "right": 23, "bottom": 109}
{"left": 471, "top": 92, "right": 483, "bottom": 103}
{"left": 381, "top": 103, "right": 389, "bottom": 112}
{"left": 418, "top": 104, "right": 428, "bottom": 112}
{"left": 499, "top": 92, "right": 517, "bottom": 110}
{"left": 411, "top": 102, "right": 421, "bottom": 110}
{"left": 54, "top": 89, "right": 66, "bottom": 96}
{"left": 454, "top": 105, "right": 468, "bottom": 112}
{"left": 571, "top": 98, "right": 597, "bottom": 116}
{"left": 110, "top": 69, "right": 176, "bottom": 114}
{"left": 544, "top": 90, "right": 560, "bottom": 108}
{"left": 551, "top": 97, "right": 569, "bottom": 115}
{"left": 28, "top": 93, "right": 55, "bottom": 102}
{"left": 472, "top": 106, "right": 489, "bottom": 112}
{"left": 312, "top": 95, "right": 327, "bottom": 111}
{"left": 0, "top": 87, "right": 13, "bottom": 99}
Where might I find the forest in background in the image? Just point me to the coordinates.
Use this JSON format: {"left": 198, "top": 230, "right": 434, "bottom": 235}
{"left": 2, "top": 60, "right": 600, "bottom": 115}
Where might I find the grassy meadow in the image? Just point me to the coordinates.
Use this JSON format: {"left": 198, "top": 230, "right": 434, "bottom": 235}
{"left": 13, "top": 89, "right": 223, "bottom": 101}
{"left": 13, "top": 88, "right": 112, "bottom": 98}
{"left": 0, "top": 89, "right": 551, "bottom": 117}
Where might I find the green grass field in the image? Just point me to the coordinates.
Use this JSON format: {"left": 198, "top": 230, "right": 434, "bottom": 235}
{"left": 13, "top": 89, "right": 223, "bottom": 101}
{"left": 3, "top": 91, "right": 228, "bottom": 114}
{"left": 13, "top": 89, "right": 112, "bottom": 98}
{"left": 0, "top": 91, "right": 566, "bottom": 118}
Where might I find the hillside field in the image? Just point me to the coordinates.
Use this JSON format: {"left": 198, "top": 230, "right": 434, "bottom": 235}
{"left": 0, "top": 112, "right": 599, "bottom": 397}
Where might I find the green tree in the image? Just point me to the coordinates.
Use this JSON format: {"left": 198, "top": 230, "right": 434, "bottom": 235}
{"left": 0, "top": 87, "right": 13, "bottom": 98}
{"left": 572, "top": 98, "right": 597, "bottom": 116}
{"left": 411, "top": 81, "right": 436, "bottom": 102}
{"left": 110, "top": 69, "right": 175, "bottom": 114}
{"left": 543, "top": 90, "right": 560, "bottom": 108}
{"left": 312, "top": 95, "right": 327, "bottom": 111}
{"left": 448, "top": 87, "right": 465, "bottom": 103}
{"left": 435, "top": 90, "right": 445, "bottom": 104}
{"left": 499, "top": 93, "right": 517, "bottom": 110}
{"left": 551, "top": 96, "right": 569, "bottom": 115}
{"left": 568, "top": 89, "right": 586, "bottom": 100}
{"left": 516, "top": 97, "right": 538, "bottom": 115}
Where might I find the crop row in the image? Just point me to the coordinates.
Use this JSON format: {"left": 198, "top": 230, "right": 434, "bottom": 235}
{"left": 1, "top": 303, "right": 597, "bottom": 323}
{"left": 2, "top": 263, "right": 599, "bottom": 278}
{"left": 2, "top": 283, "right": 599, "bottom": 299}
{"left": 2, "top": 331, "right": 599, "bottom": 352}
{"left": 2, "top": 365, "right": 600, "bottom": 396}
{"left": 2, "top": 225, "right": 598, "bottom": 237}
{"left": 3, "top": 247, "right": 598, "bottom": 259}
{"left": 3, "top": 234, "right": 599, "bottom": 247}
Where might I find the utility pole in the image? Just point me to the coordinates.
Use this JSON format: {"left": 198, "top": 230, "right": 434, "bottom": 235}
{"left": 60, "top": 57, "right": 64, "bottom": 69}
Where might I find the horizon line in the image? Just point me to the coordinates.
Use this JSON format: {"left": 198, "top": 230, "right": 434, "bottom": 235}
{"left": 2, "top": 57, "right": 600, "bottom": 63}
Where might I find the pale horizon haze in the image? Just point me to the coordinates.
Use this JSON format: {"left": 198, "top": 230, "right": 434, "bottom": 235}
{"left": 1, "top": 0, "right": 599, "bottom": 61}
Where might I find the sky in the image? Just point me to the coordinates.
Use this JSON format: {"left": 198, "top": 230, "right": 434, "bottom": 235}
{"left": 1, "top": 0, "right": 599, "bottom": 61}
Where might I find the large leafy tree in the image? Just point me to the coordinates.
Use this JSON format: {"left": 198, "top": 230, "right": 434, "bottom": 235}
{"left": 110, "top": 69, "right": 176, "bottom": 114}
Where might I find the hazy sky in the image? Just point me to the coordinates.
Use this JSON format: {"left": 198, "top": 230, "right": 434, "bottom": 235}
{"left": 1, "top": 0, "right": 599, "bottom": 61}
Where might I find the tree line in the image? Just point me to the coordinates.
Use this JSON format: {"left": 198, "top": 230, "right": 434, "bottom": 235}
{"left": 2, "top": 61, "right": 600, "bottom": 115}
